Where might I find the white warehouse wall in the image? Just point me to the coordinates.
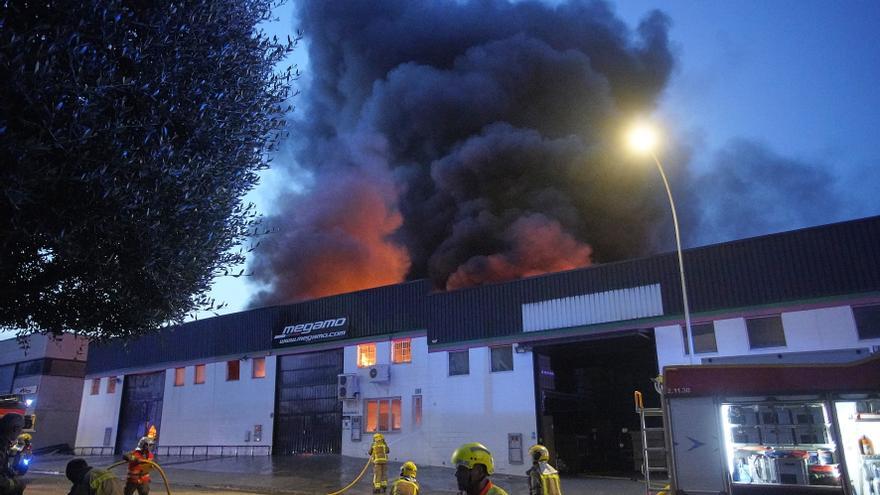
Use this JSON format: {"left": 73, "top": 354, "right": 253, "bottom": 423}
{"left": 655, "top": 304, "right": 876, "bottom": 371}
{"left": 340, "top": 337, "right": 537, "bottom": 476}
{"left": 160, "top": 356, "right": 276, "bottom": 448}
{"left": 341, "top": 337, "right": 430, "bottom": 464}
{"left": 75, "top": 376, "right": 123, "bottom": 450}
{"left": 423, "top": 346, "right": 536, "bottom": 476}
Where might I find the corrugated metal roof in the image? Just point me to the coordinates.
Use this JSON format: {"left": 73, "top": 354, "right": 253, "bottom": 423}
{"left": 87, "top": 280, "right": 431, "bottom": 375}
{"left": 427, "top": 216, "right": 880, "bottom": 345}
{"left": 88, "top": 216, "right": 880, "bottom": 372}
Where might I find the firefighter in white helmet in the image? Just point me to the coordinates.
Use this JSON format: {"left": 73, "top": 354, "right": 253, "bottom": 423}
{"left": 451, "top": 442, "right": 509, "bottom": 495}
{"left": 368, "top": 433, "right": 390, "bottom": 493}
{"left": 526, "top": 444, "right": 562, "bottom": 495}
{"left": 123, "top": 426, "right": 157, "bottom": 495}
{"left": 390, "top": 461, "right": 419, "bottom": 495}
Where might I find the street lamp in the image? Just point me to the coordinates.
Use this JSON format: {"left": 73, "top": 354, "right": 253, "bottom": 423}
{"left": 626, "top": 122, "right": 696, "bottom": 365}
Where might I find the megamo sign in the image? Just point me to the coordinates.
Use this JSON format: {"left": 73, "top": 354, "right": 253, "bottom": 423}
{"left": 272, "top": 317, "right": 349, "bottom": 348}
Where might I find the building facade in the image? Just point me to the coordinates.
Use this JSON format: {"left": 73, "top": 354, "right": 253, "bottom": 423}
{"left": 0, "top": 333, "right": 89, "bottom": 449}
{"left": 76, "top": 216, "right": 880, "bottom": 475}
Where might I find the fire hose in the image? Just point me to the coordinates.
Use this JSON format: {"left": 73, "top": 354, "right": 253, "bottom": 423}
{"left": 327, "top": 455, "right": 373, "bottom": 495}
{"left": 106, "top": 459, "right": 172, "bottom": 495}
{"left": 104, "top": 453, "right": 371, "bottom": 495}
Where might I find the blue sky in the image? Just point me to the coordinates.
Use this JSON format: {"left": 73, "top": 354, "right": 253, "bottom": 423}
{"left": 616, "top": 0, "right": 880, "bottom": 168}
{"left": 202, "top": 0, "right": 880, "bottom": 318}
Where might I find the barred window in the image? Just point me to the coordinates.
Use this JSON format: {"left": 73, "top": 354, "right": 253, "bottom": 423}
{"left": 90, "top": 378, "right": 101, "bottom": 395}
{"left": 392, "top": 339, "right": 412, "bottom": 364}
{"left": 357, "top": 343, "right": 377, "bottom": 368}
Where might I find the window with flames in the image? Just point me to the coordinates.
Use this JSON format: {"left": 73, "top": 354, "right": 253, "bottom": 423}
{"left": 357, "top": 343, "right": 377, "bottom": 368}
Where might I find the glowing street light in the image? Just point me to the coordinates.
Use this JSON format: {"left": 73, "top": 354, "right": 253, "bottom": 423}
{"left": 627, "top": 123, "right": 659, "bottom": 155}
{"left": 626, "top": 121, "right": 696, "bottom": 365}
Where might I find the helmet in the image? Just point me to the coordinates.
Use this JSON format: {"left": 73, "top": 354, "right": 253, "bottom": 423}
{"left": 451, "top": 442, "right": 494, "bottom": 475}
{"left": 373, "top": 433, "right": 384, "bottom": 442}
{"left": 66, "top": 458, "right": 90, "bottom": 483}
{"left": 137, "top": 436, "right": 156, "bottom": 451}
{"left": 17, "top": 433, "right": 32, "bottom": 443}
{"left": 401, "top": 461, "right": 417, "bottom": 478}
{"left": 529, "top": 444, "right": 550, "bottom": 462}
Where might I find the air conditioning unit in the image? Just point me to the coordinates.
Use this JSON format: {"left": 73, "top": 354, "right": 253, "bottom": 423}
{"left": 338, "top": 374, "right": 359, "bottom": 400}
{"left": 367, "top": 364, "right": 390, "bottom": 383}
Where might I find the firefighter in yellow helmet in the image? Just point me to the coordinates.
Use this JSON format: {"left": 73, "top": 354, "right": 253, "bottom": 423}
{"left": 451, "top": 442, "right": 509, "bottom": 495}
{"left": 368, "top": 433, "right": 391, "bottom": 494}
{"left": 526, "top": 444, "right": 562, "bottom": 495}
{"left": 390, "top": 461, "right": 419, "bottom": 495}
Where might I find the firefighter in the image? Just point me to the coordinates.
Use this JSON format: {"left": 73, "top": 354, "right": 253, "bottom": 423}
{"left": 390, "top": 461, "right": 419, "bottom": 495}
{"left": 368, "top": 433, "right": 390, "bottom": 494}
{"left": 9, "top": 433, "right": 32, "bottom": 476}
{"left": 123, "top": 429, "right": 157, "bottom": 495}
{"left": 66, "top": 458, "right": 124, "bottom": 495}
{"left": 526, "top": 444, "right": 562, "bottom": 495}
{"left": 0, "top": 414, "right": 25, "bottom": 495}
{"left": 451, "top": 442, "right": 509, "bottom": 495}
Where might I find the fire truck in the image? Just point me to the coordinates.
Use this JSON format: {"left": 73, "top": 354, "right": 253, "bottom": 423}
{"left": 635, "top": 354, "right": 880, "bottom": 495}
{"left": 0, "top": 394, "right": 36, "bottom": 475}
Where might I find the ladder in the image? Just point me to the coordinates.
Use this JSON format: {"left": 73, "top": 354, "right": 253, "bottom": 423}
{"left": 634, "top": 390, "right": 672, "bottom": 495}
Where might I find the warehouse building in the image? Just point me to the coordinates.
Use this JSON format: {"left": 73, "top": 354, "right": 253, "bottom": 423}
{"left": 0, "top": 333, "right": 89, "bottom": 449}
{"left": 76, "top": 216, "right": 880, "bottom": 475}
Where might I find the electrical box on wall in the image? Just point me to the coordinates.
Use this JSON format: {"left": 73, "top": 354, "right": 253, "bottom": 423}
{"left": 351, "top": 416, "right": 362, "bottom": 441}
{"left": 367, "top": 364, "right": 390, "bottom": 382}
{"left": 338, "top": 373, "right": 359, "bottom": 399}
{"left": 508, "top": 433, "right": 524, "bottom": 464}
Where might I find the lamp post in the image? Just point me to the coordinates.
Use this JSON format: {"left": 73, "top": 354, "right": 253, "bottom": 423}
{"left": 627, "top": 123, "right": 696, "bottom": 365}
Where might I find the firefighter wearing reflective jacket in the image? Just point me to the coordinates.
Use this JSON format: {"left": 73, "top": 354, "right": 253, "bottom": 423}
{"left": 451, "top": 442, "right": 509, "bottom": 495}
{"left": 526, "top": 445, "right": 562, "bottom": 495}
{"left": 369, "top": 433, "right": 390, "bottom": 494}
{"left": 390, "top": 461, "right": 419, "bottom": 495}
{"left": 123, "top": 429, "right": 156, "bottom": 495}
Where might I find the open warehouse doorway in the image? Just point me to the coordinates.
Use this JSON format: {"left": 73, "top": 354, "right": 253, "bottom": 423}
{"left": 533, "top": 331, "right": 660, "bottom": 477}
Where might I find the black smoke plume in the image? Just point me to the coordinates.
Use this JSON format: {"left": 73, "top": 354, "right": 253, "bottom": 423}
{"left": 249, "top": 0, "right": 677, "bottom": 306}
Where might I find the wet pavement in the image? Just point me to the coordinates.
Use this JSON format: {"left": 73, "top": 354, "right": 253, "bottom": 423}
{"left": 27, "top": 454, "right": 646, "bottom": 495}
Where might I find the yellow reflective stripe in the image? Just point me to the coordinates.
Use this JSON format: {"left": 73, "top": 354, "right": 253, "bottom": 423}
{"left": 392, "top": 479, "right": 418, "bottom": 495}
{"left": 540, "top": 473, "right": 562, "bottom": 495}
{"left": 373, "top": 444, "right": 388, "bottom": 461}
{"left": 90, "top": 471, "right": 115, "bottom": 490}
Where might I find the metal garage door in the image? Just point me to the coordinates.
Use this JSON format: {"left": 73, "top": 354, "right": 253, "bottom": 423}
{"left": 274, "top": 349, "right": 343, "bottom": 455}
{"left": 116, "top": 371, "right": 165, "bottom": 454}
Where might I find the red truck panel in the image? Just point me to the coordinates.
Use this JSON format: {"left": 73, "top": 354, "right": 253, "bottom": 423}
{"left": 664, "top": 354, "right": 880, "bottom": 397}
